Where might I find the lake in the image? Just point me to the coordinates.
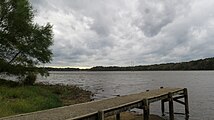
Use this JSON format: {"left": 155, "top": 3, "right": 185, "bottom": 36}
{"left": 38, "top": 71, "right": 214, "bottom": 120}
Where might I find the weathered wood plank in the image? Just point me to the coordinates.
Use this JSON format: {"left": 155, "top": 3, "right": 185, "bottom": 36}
{"left": 116, "top": 113, "right": 120, "bottom": 120}
{"left": 98, "top": 111, "right": 104, "bottom": 120}
{"left": 184, "top": 88, "right": 189, "bottom": 119}
{"left": 143, "top": 99, "right": 150, "bottom": 120}
{"left": 168, "top": 92, "right": 174, "bottom": 120}
{"left": 161, "top": 100, "right": 165, "bottom": 116}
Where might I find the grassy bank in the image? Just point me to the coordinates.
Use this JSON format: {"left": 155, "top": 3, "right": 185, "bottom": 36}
{"left": 0, "top": 79, "right": 92, "bottom": 118}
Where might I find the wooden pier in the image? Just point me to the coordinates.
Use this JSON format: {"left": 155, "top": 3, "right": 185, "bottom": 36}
{"left": 0, "top": 87, "right": 189, "bottom": 120}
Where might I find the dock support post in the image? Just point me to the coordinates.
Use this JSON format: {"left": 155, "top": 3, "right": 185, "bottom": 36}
{"left": 184, "top": 88, "right": 189, "bottom": 119}
{"left": 168, "top": 92, "right": 174, "bottom": 120}
{"left": 116, "top": 113, "right": 120, "bottom": 120}
{"left": 160, "top": 87, "right": 165, "bottom": 116}
{"left": 98, "top": 111, "right": 105, "bottom": 120}
{"left": 143, "top": 99, "right": 150, "bottom": 120}
{"left": 161, "top": 100, "right": 165, "bottom": 116}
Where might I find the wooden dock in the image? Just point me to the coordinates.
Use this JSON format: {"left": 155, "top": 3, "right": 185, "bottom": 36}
{"left": 0, "top": 87, "right": 189, "bottom": 120}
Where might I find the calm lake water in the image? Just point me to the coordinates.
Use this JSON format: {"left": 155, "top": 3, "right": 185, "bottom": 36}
{"left": 38, "top": 71, "right": 214, "bottom": 120}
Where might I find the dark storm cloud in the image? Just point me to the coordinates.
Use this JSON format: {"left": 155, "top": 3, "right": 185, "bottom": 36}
{"left": 29, "top": 0, "right": 214, "bottom": 67}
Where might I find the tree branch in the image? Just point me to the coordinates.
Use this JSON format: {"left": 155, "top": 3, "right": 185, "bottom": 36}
{"left": 8, "top": 51, "right": 21, "bottom": 64}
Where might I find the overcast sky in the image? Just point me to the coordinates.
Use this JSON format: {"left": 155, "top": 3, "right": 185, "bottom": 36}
{"left": 30, "top": 0, "right": 214, "bottom": 68}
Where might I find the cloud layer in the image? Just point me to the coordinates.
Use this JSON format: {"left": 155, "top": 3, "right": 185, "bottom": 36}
{"left": 30, "top": 0, "right": 214, "bottom": 67}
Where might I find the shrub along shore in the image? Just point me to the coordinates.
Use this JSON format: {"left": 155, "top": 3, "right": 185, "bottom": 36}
{"left": 0, "top": 79, "right": 92, "bottom": 118}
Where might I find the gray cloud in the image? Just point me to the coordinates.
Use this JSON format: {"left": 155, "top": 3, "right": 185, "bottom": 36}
{"left": 142, "top": 1, "right": 191, "bottom": 37}
{"left": 30, "top": 0, "right": 214, "bottom": 67}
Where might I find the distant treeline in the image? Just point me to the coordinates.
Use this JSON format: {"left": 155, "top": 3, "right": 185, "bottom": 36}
{"left": 45, "top": 67, "right": 82, "bottom": 71}
{"left": 44, "top": 57, "right": 214, "bottom": 71}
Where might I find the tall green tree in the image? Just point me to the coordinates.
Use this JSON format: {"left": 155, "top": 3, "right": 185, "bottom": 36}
{"left": 0, "top": 0, "right": 53, "bottom": 78}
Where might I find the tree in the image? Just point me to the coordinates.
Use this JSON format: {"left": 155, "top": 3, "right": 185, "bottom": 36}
{"left": 0, "top": 0, "right": 53, "bottom": 79}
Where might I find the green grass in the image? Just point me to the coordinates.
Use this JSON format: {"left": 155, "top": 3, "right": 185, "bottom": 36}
{"left": 0, "top": 79, "right": 92, "bottom": 118}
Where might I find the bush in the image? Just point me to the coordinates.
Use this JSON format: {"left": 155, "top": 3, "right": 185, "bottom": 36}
{"left": 22, "top": 73, "right": 37, "bottom": 85}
